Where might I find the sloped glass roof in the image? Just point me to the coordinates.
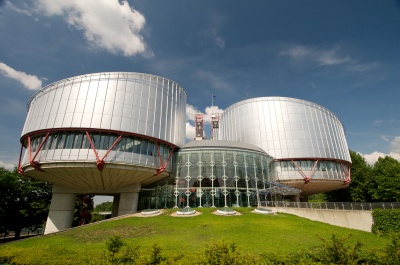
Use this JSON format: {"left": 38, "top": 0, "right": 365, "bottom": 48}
{"left": 258, "top": 182, "right": 302, "bottom": 196}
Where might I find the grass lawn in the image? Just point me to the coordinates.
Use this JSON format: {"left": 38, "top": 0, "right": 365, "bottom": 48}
{"left": 0, "top": 208, "right": 390, "bottom": 264}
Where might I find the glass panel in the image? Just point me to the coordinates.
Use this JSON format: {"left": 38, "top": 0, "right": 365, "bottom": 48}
{"left": 56, "top": 133, "right": 66, "bottom": 149}
{"left": 73, "top": 133, "right": 84, "bottom": 149}
{"left": 64, "top": 133, "right": 74, "bottom": 149}
{"left": 100, "top": 134, "right": 110, "bottom": 150}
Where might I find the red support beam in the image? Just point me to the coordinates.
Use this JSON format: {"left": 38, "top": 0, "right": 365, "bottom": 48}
{"left": 290, "top": 160, "right": 318, "bottom": 184}
{"left": 31, "top": 133, "right": 50, "bottom": 162}
{"left": 154, "top": 146, "right": 175, "bottom": 176}
{"left": 101, "top": 135, "right": 123, "bottom": 161}
{"left": 17, "top": 144, "right": 24, "bottom": 175}
{"left": 340, "top": 162, "right": 351, "bottom": 184}
{"left": 85, "top": 131, "right": 103, "bottom": 171}
{"left": 26, "top": 136, "right": 45, "bottom": 171}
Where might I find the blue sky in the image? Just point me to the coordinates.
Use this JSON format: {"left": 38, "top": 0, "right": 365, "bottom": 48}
{"left": 1, "top": 0, "right": 400, "bottom": 171}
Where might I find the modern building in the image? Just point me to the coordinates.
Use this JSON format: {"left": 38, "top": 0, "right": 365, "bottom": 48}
{"left": 219, "top": 97, "right": 351, "bottom": 195}
{"left": 18, "top": 72, "right": 186, "bottom": 234}
{"left": 18, "top": 72, "right": 351, "bottom": 233}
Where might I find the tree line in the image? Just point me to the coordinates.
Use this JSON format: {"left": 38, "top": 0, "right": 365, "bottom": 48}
{"left": 324, "top": 150, "right": 400, "bottom": 202}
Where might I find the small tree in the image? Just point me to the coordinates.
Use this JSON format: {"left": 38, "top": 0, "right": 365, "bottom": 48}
{"left": 199, "top": 239, "right": 257, "bottom": 265}
{"left": 0, "top": 168, "right": 52, "bottom": 238}
{"left": 106, "top": 235, "right": 125, "bottom": 264}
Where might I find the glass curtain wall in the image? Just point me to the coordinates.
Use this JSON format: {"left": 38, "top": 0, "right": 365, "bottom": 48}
{"left": 172, "top": 149, "right": 274, "bottom": 208}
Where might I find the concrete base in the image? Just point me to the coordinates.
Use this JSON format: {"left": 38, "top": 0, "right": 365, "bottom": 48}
{"left": 116, "top": 184, "right": 141, "bottom": 215}
{"left": 111, "top": 195, "right": 120, "bottom": 218}
{"left": 44, "top": 185, "right": 78, "bottom": 234}
{"left": 44, "top": 183, "right": 141, "bottom": 234}
{"left": 273, "top": 207, "right": 373, "bottom": 232}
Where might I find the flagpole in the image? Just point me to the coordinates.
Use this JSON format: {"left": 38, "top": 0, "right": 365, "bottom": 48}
{"left": 211, "top": 94, "right": 214, "bottom": 114}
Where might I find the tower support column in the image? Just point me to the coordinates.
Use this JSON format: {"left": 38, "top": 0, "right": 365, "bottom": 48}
{"left": 117, "top": 183, "right": 141, "bottom": 216}
{"left": 44, "top": 185, "right": 78, "bottom": 234}
{"left": 111, "top": 195, "right": 120, "bottom": 218}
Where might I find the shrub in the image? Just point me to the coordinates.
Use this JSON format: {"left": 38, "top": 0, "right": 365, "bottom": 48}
{"left": 197, "top": 239, "right": 258, "bottom": 265}
{"left": 372, "top": 209, "right": 400, "bottom": 236}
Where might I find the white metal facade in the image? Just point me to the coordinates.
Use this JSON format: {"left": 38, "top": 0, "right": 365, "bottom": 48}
{"left": 218, "top": 97, "right": 351, "bottom": 195}
{"left": 219, "top": 97, "right": 350, "bottom": 162}
{"left": 19, "top": 72, "right": 187, "bottom": 191}
{"left": 22, "top": 72, "right": 186, "bottom": 146}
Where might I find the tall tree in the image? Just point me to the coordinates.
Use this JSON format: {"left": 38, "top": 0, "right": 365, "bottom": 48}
{"left": 0, "top": 168, "right": 52, "bottom": 238}
{"left": 325, "top": 150, "right": 372, "bottom": 202}
{"left": 370, "top": 156, "right": 400, "bottom": 202}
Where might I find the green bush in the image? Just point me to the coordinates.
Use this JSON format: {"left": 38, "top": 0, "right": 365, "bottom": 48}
{"left": 197, "top": 239, "right": 258, "bottom": 265}
{"left": 372, "top": 209, "right": 400, "bottom": 236}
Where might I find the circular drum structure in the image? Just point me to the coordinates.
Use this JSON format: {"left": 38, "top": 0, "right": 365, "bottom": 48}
{"left": 173, "top": 140, "right": 275, "bottom": 208}
{"left": 18, "top": 72, "right": 187, "bottom": 192}
{"left": 219, "top": 97, "right": 351, "bottom": 195}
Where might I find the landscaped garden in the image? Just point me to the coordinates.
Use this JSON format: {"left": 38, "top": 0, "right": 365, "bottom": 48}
{"left": 1, "top": 208, "right": 398, "bottom": 264}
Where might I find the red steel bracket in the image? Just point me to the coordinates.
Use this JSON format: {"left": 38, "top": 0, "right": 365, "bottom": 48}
{"left": 17, "top": 144, "right": 24, "bottom": 175}
{"left": 291, "top": 160, "right": 318, "bottom": 184}
{"left": 340, "top": 162, "right": 351, "bottom": 184}
{"left": 85, "top": 132, "right": 123, "bottom": 171}
{"left": 154, "top": 143, "right": 175, "bottom": 176}
{"left": 25, "top": 133, "right": 50, "bottom": 172}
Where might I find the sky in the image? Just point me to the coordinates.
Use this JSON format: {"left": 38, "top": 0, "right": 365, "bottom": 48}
{"left": 1, "top": 1, "right": 400, "bottom": 204}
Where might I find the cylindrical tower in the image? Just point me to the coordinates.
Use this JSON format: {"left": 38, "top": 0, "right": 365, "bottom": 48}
{"left": 18, "top": 72, "right": 186, "bottom": 233}
{"left": 173, "top": 140, "right": 275, "bottom": 208}
{"left": 219, "top": 97, "right": 351, "bottom": 196}
{"left": 19, "top": 72, "right": 186, "bottom": 190}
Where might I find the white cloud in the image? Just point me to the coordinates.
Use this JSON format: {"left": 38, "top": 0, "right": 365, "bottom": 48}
{"left": 363, "top": 151, "right": 400, "bottom": 165}
{"left": 380, "top": 135, "right": 389, "bottom": 142}
{"left": 195, "top": 70, "right": 233, "bottom": 92}
{"left": 185, "top": 122, "right": 195, "bottom": 140}
{"left": 0, "top": 160, "right": 15, "bottom": 171}
{"left": 5, "top": 1, "right": 32, "bottom": 16}
{"left": 0, "top": 62, "right": 42, "bottom": 90}
{"left": 316, "top": 49, "right": 350, "bottom": 66}
{"left": 34, "top": 0, "right": 148, "bottom": 57}
{"left": 186, "top": 104, "right": 201, "bottom": 122}
{"left": 345, "top": 61, "right": 380, "bottom": 72}
{"left": 281, "top": 44, "right": 379, "bottom": 74}
{"left": 362, "top": 136, "right": 400, "bottom": 165}
{"left": 208, "top": 29, "right": 225, "bottom": 49}
{"left": 281, "top": 46, "right": 311, "bottom": 59}
{"left": 281, "top": 45, "right": 350, "bottom": 66}
{"left": 390, "top": 136, "right": 400, "bottom": 153}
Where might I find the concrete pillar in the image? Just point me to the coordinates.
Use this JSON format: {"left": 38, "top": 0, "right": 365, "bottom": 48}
{"left": 291, "top": 194, "right": 300, "bottom": 203}
{"left": 44, "top": 185, "right": 78, "bottom": 234}
{"left": 117, "top": 183, "right": 141, "bottom": 216}
{"left": 300, "top": 196, "right": 309, "bottom": 202}
{"left": 111, "top": 195, "right": 120, "bottom": 218}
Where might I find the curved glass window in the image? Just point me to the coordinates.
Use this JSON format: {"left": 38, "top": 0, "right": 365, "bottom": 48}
{"left": 172, "top": 148, "right": 274, "bottom": 208}
{"left": 276, "top": 160, "right": 349, "bottom": 180}
{"left": 26, "top": 132, "right": 172, "bottom": 162}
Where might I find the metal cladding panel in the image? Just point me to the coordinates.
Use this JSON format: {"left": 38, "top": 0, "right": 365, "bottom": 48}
{"left": 219, "top": 97, "right": 351, "bottom": 163}
{"left": 21, "top": 72, "right": 187, "bottom": 147}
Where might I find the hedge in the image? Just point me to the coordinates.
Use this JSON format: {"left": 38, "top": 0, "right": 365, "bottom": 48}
{"left": 372, "top": 209, "right": 400, "bottom": 236}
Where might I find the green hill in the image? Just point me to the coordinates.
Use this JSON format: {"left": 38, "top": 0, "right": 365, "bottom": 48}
{"left": 0, "top": 208, "right": 391, "bottom": 264}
